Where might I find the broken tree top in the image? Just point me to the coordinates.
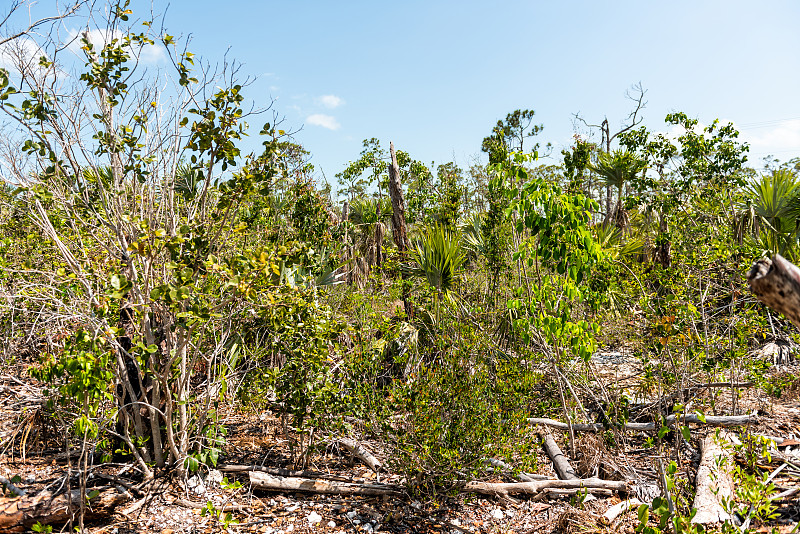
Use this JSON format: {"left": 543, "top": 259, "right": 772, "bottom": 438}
{"left": 747, "top": 254, "right": 800, "bottom": 330}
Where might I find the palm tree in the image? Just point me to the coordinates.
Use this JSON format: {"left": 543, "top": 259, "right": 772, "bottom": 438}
{"left": 737, "top": 169, "right": 800, "bottom": 259}
{"left": 407, "top": 224, "right": 465, "bottom": 296}
{"left": 589, "top": 150, "right": 646, "bottom": 229}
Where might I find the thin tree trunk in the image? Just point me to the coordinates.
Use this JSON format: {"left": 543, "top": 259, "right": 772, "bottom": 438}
{"left": 387, "top": 142, "right": 413, "bottom": 317}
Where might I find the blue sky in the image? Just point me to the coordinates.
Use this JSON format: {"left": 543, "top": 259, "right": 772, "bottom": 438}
{"left": 11, "top": 1, "right": 800, "bottom": 195}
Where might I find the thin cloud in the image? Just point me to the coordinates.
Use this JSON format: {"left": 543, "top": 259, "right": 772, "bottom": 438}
{"left": 307, "top": 114, "right": 341, "bottom": 130}
{"left": 317, "top": 94, "right": 344, "bottom": 109}
{"left": 740, "top": 119, "right": 800, "bottom": 158}
{"left": 0, "top": 37, "right": 47, "bottom": 73}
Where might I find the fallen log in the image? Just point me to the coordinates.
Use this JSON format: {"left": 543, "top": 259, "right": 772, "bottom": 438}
{"left": 539, "top": 432, "right": 596, "bottom": 502}
{"left": 540, "top": 433, "right": 578, "bottom": 480}
{"left": 218, "top": 464, "right": 353, "bottom": 482}
{"left": 248, "top": 472, "right": 402, "bottom": 496}
{"left": 747, "top": 254, "right": 800, "bottom": 330}
{"left": 691, "top": 432, "right": 734, "bottom": 525}
{"left": 601, "top": 498, "right": 644, "bottom": 525}
{"left": 337, "top": 438, "right": 382, "bottom": 473}
{"left": 528, "top": 413, "right": 755, "bottom": 433}
{"left": 0, "top": 486, "right": 130, "bottom": 533}
{"left": 464, "top": 477, "right": 628, "bottom": 500}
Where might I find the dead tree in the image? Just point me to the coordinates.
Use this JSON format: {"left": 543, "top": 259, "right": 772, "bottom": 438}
{"left": 387, "top": 142, "right": 413, "bottom": 318}
{"left": 747, "top": 254, "right": 800, "bottom": 330}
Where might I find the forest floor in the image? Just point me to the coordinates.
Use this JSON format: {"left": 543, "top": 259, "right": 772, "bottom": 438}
{"left": 1, "top": 350, "right": 799, "bottom": 534}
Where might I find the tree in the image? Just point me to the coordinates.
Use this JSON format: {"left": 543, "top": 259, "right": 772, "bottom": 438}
{"left": 0, "top": 1, "right": 339, "bottom": 478}
{"left": 737, "top": 169, "right": 800, "bottom": 259}
{"left": 435, "top": 162, "right": 464, "bottom": 230}
{"left": 574, "top": 83, "right": 647, "bottom": 224}
{"left": 588, "top": 149, "right": 646, "bottom": 230}
{"left": 619, "top": 112, "right": 749, "bottom": 267}
{"left": 481, "top": 109, "right": 544, "bottom": 158}
{"left": 0, "top": 0, "right": 89, "bottom": 47}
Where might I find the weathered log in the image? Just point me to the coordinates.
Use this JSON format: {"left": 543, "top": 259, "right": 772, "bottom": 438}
{"left": 540, "top": 433, "right": 578, "bottom": 480}
{"left": 337, "top": 438, "right": 382, "bottom": 473}
{"left": 747, "top": 254, "right": 800, "bottom": 330}
{"left": 529, "top": 413, "right": 755, "bottom": 433}
{"left": 387, "top": 141, "right": 413, "bottom": 318}
{"left": 601, "top": 498, "right": 644, "bottom": 525}
{"left": 0, "top": 486, "right": 129, "bottom": 533}
{"left": 539, "top": 432, "right": 596, "bottom": 501}
{"left": 217, "top": 464, "right": 352, "bottom": 482}
{"left": 691, "top": 432, "right": 734, "bottom": 525}
{"left": 464, "top": 477, "right": 628, "bottom": 500}
{"left": 248, "top": 472, "right": 402, "bottom": 496}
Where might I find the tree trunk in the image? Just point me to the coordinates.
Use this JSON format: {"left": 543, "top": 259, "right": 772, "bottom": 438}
{"left": 387, "top": 141, "right": 413, "bottom": 318}
{"left": 747, "top": 254, "right": 800, "bottom": 330}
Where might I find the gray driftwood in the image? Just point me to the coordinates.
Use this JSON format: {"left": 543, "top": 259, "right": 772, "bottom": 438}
{"left": 691, "top": 432, "right": 734, "bottom": 525}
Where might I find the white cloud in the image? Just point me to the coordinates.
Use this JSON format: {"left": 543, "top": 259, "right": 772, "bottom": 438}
{"left": 739, "top": 119, "right": 800, "bottom": 159}
{"left": 306, "top": 113, "right": 340, "bottom": 130}
{"left": 317, "top": 94, "right": 344, "bottom": 109}
{"left": 0, "top": 37, "right": 48, "bottom": 73}
{"left": 67, "top": 28, "right": 166, "bottom": 64}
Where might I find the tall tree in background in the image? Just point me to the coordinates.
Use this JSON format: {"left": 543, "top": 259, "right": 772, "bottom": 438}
{"left": 574, "top": 84, "right": 647, "bottom": 225}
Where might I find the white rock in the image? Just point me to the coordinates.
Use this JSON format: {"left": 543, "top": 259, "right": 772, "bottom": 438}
{"left": 308, "top": 511, "right": 323, "bottom": 524}
{"left": 491, "top": 508, "right": 504, "bottom": 520}
{"left": 346, "top": 511, "right": 358, "bottom": 519}
{"left": 187, "top": 475, "right": 202, "bottom": 488}
{"left": 362, "top": 524, "right": 374, "bottom": 533}
{"left": 206, "top": 469, "right": 223, "bottom": 486}
{"left": 286, "top": 504, "right": 299, "bottom": 512}
{"left": 327, "top": 521, "right": 336, "bottom": 528}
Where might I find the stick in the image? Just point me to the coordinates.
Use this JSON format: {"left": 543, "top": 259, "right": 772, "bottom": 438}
{"left": 540, "top": 433, "right": 578, "bottom": 480}
{"left": 337, "top": 438, "right": 382, "bottom": 473}
{"left": 601, "top": 498, "right": 644, "bottom": 525}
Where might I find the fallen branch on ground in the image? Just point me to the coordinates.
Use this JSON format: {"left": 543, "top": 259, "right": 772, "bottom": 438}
{"left": 692, "top": 432, "right": 734, "bottom": 525}
{"left": 248, "top": 472, "right": 403, "bottom": 496}
{"left": 601, "top": 498, "right": 644, "bottom": 525}
{"left": 217, "top": 464, "right": 353, "bottom": 482}
{"left": 337, "top": 438, "right": 382, "bottom": 473}
{"left": 463, "top": 477, "right": 629, "bottom": 500}
{"left": 528, "top": 413, "right": 755, "bottom": 432}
